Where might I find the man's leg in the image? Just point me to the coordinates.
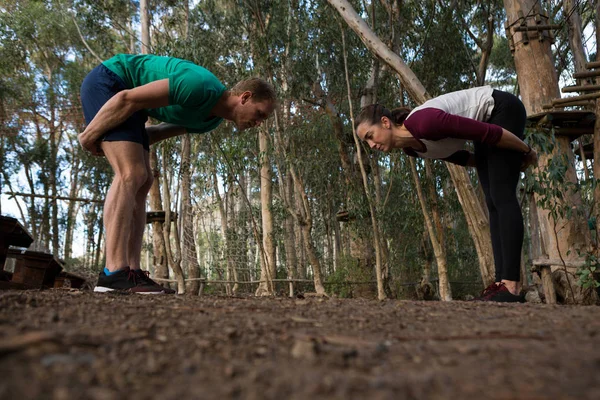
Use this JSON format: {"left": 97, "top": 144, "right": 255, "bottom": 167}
{"left": 128, "top": 150, "right": 153, "bottom": 270}
{"left": 101, "top": 141, "right": 149, "bottom": 272}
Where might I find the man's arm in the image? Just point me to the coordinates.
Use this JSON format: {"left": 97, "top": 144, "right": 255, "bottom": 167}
{"left": 79, "top": 79, "right": 170, "bottom": 155}
{"left": 146, "top": 123, "right": 188, "bottom": 145}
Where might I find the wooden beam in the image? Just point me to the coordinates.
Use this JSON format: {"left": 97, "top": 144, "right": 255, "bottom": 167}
{"left": 553, "top": 127, "right": 594, "bottom": 136}
{"left": 552, "top": 92, "right": 600, "bottom": 105}
{"left": 573, "top": 70, "right": 600, "bottom": 79}
{"left": 561, "top": 84, "right": 600, "bottom": 93}
{"left": 4, "top": 192, "right": 103, "bottom": 203}
{"left": 542, "top": 101, "right": 595, "bottom": 110}
{"left": 585, "top": 61, "right": 600, "bottom": 69}
{"left": 513, "top": 24, "right": 561, "bottom": 32}
{"left": 532, "top": 258, "right": 590, "bottom": 268}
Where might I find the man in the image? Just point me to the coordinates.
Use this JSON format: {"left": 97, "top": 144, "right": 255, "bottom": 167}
{"left": 79, "top": 54, "right": 276, "bottom": 294}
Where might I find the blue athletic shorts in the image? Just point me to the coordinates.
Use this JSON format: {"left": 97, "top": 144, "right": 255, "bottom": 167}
{"left": 80, "top": 64, "right": 150, "bottom": 151}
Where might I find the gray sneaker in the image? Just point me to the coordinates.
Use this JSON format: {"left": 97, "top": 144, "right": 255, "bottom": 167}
{"left": 94, "top": 267, "right": 175, "bottom": 294}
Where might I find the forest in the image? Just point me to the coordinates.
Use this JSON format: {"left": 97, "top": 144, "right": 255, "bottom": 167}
{"left": 2, "top": 1, "right": 600, "bottom": 399}
{"left": 1, "top": 0, "right": 599, "bottom": 302}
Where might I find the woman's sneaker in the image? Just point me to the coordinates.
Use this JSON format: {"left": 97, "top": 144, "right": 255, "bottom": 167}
{"left": 471, "top": 282, "right": 502, "bottom": 301}
{"left": 94, "top": 267, "right": 175, "bottom": 294}
{"left": 474, "top": 282, "right": 525, "bottom": 303}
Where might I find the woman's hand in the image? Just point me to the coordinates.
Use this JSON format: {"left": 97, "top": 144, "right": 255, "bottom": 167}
{"left": 78, "top": 132, "right": 104, "bottom": 156}
{"left": 521, "top": 148, "right": 538, "bottom": 171}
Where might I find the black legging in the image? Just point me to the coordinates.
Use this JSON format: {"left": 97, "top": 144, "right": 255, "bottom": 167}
{"left": 474, "top": 90, "right": 527, "bottom": 282}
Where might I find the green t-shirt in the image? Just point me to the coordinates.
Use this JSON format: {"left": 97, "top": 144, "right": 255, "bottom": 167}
{"left": 102, "top": 54, "right": 226, "bottom": 133}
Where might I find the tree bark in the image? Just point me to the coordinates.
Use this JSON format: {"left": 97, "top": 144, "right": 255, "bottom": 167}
{"left": 162, "top": 147, "right": 185, "bottom": 294}
{"left": 182, "top": 134, "right": 201, "bottom": 295}
{"left": 504, "top": 0, "right": 591, "bottom": 268}
{"left": 255, "top": 125, "right": 276, "bottom": 296}
{"left": 149, "top": 150, "right": 169, "bottom": 282}
{"left": 409, "top": 158, "right": 452, "bottom": 300}
{"left": 594, "top": 1, "right": 600, "bottom": 255}
{"left": 329, "top": 0, "right": 495, "bottom": 287}
{"left": 564, "top": 0, "right": 587, "bottom": 75}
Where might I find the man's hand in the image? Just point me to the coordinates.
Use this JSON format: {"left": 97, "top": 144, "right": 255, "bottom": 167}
{"left": 78, "top": 132, "right": 104, "bottom": 156}
{"left": 521, "top": 148, "right": 538, "bottom": 171}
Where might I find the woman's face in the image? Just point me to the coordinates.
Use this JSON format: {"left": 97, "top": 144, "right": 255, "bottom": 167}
{"left": 356, "top": 117, "right": 394, "bottom": 152}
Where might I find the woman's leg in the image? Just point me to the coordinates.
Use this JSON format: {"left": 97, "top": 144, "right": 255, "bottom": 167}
{"left": 483, "top": 90, "right": 527, "bottom": 294}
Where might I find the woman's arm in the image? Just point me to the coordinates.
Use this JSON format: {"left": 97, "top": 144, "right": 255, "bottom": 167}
{"left": 496, "top": 128, "right": 538, "bottom": 170}
{"left": 405, "top": 108, "right": 537, "bottom": 169}
{"left": 78, "top": 79, "right": 170, "bottom": 155}
{"left": 442, "top": 150, "right": 475, "bottom": 167}
{"left": 146, "top": 123, "right": 188, "bottom": 145}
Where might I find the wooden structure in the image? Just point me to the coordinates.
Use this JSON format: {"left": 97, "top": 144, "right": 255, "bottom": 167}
{"left": 0, "top": 216, "right": 33, "bottom": 271}
{"left": 0, "top": 214, "right": 86, "bottom": 290}
{"left": 8, "top": 249, "right": 63, "bottom": 289}
{"left": 146, "top": 211, "right": 178, "bottom": 224}
{"left": 531, "top": 258, "right": 592, "bottom": 305}
{"left": 54, "top": 271, "right": 87, "bottom": 289}
{"left": 504, "top": 10, "right": 557, "bottom": 52}
{"left": 526, "top": 60, "right": 599, "bottom": 303}
{"left": 527, "top": 110, "right": 596, "bottom": 141}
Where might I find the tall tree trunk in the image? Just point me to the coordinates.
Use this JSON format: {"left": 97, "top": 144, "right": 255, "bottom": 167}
{"left": 141, "top": 0, "right": 169, "bottom": 283}
{"left": 341, "top": 26, "right": 385, "bottom": 300}
{"left": 64, "top": 150, "right": 81, "bottom": 261}
{"left": 329, "top": 0, "right": 495, "bottom": 288}
{"left": 504, "top": 0, "right": 591, "bottom": 268}
{"left": 564, "top": 0, "right": 587, "bottom": 74}
{"left": 255, "top": 125, "right": 276, "bottom": 296}
{"left": 291, "top": 168, "right": 326, "bottom": 295}
{"left": 409, "top": 158, "right": 452, "bottom": 300}
{"left": 162, "top": 147, "right": 185, "bottom": 294}
{"left": 283, "top": 174, "right": 298, "bottom": 296}
{"left": 448, "top": 165, "right": 495, "bottom": 285}
{"left": 149, "top": 150, "right": 169, "bottom": 281}
{"left": 212, "top": 163, "right": 233, "bottom": 295}
{"left": 594, "top": 1, "right": 600, "bottom": 256}
{"left": 182, "top": 134, "right": 201, "bottom": 295}
{"left": 140, "top": 0, "right": 150, "bottom": 53}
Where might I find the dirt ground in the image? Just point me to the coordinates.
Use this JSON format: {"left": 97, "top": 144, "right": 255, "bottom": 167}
{"left": 0, "top": 290, "right": 599, "bottom": 400}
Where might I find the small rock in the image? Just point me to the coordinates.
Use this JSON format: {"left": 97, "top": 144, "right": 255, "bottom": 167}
{"left": 291, "top": 339, "right": 318, "bottom": 361}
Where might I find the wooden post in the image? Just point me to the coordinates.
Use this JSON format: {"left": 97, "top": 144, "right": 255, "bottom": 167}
{"left": 540, "top": 266, "right": 556, "bottom": 304}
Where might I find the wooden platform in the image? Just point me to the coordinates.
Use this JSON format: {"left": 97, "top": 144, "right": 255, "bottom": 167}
{"left": 527, "top": 110, "right": 596, "bottom": 141}
{"left": 8, "top": 249, "right": 63, "bottom": 289}
{"left": 54, "top": 271, "right": 87, "bottom": 289}
{"left": 146, "top": 211, "right": 178, "bottom": 224}
{"left": 0, "top": 216, "right": 33, "bottom": 270}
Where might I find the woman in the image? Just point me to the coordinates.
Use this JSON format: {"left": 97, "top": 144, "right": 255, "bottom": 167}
{"left": 355, "top": 86, "right": 537, "bottom": 302}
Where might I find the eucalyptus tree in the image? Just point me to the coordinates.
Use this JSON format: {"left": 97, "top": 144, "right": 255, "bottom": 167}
{"left": 504, "top": 0, "right": 592, "bottom": 302}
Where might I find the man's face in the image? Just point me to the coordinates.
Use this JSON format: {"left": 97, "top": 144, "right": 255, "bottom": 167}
{"left": 235, "top": 92, "right": 275, "bottom": 131}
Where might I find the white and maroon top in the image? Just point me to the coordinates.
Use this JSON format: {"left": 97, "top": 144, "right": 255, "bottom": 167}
{"left": 402, "top": 86, "right": 503, "bottom": 165}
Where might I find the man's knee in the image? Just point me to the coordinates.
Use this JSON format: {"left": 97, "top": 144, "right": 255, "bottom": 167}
{"left": 141, "top": 170, "right": 154, "bottom": 192}
{"left": 116, "top": 166, "right": 149, "bottom": 191}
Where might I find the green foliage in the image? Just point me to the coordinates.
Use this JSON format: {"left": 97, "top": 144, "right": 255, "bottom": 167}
{"left": 576, "top": 252, "right": 600, "bottom": 290}
{"left": 325, "top": 255, "right": 373, "bottom": 298}
{"left": 3, "top": 0, "right": 576, "bottom": 297}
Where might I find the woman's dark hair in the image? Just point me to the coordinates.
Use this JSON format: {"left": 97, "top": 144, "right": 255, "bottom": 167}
{"left": 355, "top": 104, "right": 411, "bottom": 128}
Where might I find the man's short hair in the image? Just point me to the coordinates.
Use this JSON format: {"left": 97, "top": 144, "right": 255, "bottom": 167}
{"left": 231, "top": 78, "right": 276, "bottom": 103}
